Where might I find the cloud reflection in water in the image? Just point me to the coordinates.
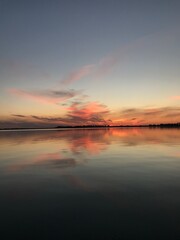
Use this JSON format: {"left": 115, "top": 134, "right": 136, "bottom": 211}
{"left": 0, "top": 128, "right": 180, "bottom": 175}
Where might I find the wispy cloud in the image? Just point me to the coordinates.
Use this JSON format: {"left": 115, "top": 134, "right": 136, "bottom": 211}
{"left": 8, "top": 88, "right": 82, "bottom": 105}
{"left": 112, "top": 107, "right": 180, "bottom": 125}
{"left": 61, "top": 64, "right": 94, "bottom": 85}
{"left": 59, "top": 33, "right": 155, "bottom": 86}
{"left": 12, "top": 114, "right": 26, "bottom": 118}
{"left": 60, "top": 55, "right": 119, "bottom": 86}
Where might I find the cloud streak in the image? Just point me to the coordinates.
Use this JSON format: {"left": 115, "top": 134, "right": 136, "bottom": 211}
{"left": 111, "top": 107, "right": 180, "bottom": 125}
{"left": 8, "top": 88, "right": 82, "bottom": 105}
{"left": 61, "top": 65, "right": 94, "bottom": 85}
{"left": 12, "top": 114, "right": 26, "bottom": 118}
{"left": 60, "top": 33, "right": 156, "bottom": 86}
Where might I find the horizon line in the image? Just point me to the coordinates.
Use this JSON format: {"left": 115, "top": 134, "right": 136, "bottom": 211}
{"left": 1, "top": 122, "right": 180, "bottom": 130}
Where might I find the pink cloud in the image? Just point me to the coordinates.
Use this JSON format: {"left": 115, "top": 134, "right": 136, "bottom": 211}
{"left": 64, "top": 101, "right": 111, "bottom": 125}
{"left": 61, "top": 64, "right": 94, "bottom": 85}
{"left": 59, "top": 47, "right": 124, "bottom": 85}
{"left": 60, "top": 32, "right": 159, "bottom": 86}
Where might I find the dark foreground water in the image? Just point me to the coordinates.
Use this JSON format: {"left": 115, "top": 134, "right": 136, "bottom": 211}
{"left": 0, "top": 128, "right": 180, "bottom": 240}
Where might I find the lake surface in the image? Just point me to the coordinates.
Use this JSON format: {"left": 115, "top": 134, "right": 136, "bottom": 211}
{"left": 0, "top": 128, "right": 180, "bottom": 239}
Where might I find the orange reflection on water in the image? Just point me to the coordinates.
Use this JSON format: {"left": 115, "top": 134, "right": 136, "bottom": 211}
{"left": 0, "top": 128, "right": 180, "bottom": 147}
{"left": 108, "top": 127, "right": 180, "bottom": 146}
{"left": 0, "top": 127, "right": 179, "bottom": 177}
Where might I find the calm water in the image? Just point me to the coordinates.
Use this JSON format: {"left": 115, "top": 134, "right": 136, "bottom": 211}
{"left": 0, "top": 128, "right": 180, "bottom": 239}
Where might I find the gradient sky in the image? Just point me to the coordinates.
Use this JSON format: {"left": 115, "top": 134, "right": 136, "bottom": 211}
{"left": 0, "top": 0, "right": 180, "bottom": 127}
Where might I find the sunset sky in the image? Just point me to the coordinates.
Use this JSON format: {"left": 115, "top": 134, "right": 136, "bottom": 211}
{"left": 0, "top": 0, "right": 180, "bottom": 128}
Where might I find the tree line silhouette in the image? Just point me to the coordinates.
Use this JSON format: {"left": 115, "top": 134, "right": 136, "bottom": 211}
{"left": 56, "top": 123, "right": 180, "bottom": 129}
{"left": 1, "top": 123, "right": 180, "bottom": 130}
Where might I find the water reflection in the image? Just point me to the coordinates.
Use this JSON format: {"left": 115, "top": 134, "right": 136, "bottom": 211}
{"left": 0, "top": 128, "right": 180, "bottom": 239}
{"left": 0, "top": 128, "right": 180, "bottom": 172}
{"left": 0, "top": 128, "right": 180, "bottom": 146}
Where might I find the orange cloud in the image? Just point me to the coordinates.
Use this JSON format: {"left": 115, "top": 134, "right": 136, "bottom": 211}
{"left": 0, "top": 99, "right": 111, "bottom": 128}
{"left": 65, "top": 101, "right": 110, "bottom": 125}
{"left": 1, "top": 105, "right": 180, "bottom": 129}
{"left": 171, "top": 96, "right": 180, "bottom": 100}
{"left": 111, "top": 107, "right": 180, "bottom": 125}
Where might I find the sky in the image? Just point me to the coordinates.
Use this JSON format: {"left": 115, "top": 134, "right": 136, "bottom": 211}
{"left": 0, "top": 0, "right": 180, "bottom": 128}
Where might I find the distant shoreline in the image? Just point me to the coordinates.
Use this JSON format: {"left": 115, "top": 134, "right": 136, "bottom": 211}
{"left": 0, "top": 123, "right": 180, "bottom": 131}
